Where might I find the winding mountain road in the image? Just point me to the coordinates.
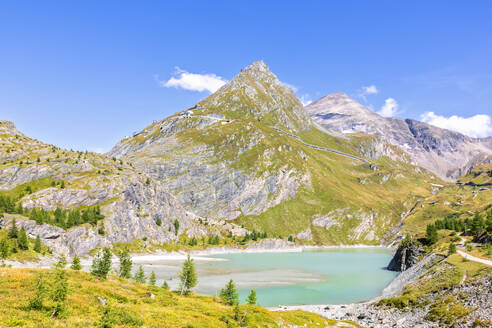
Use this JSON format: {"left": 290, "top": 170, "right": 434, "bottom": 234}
{"left": 272, "top": 127, "right": 368, "bottom": 163}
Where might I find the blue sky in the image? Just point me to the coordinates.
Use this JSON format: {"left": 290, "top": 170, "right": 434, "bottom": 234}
{"left": 1, "top": 1, "right": 491, "bottom": 152}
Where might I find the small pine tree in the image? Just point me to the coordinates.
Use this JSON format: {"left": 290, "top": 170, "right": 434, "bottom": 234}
{"left": 426, "top": 224, "right": 438, "bottom": 245}
{"left": 8, "top": 219, "right": 18, "bottom": 238}
{"left": 448, "top": 243, "right": 457, "bottom": 256}
{"left": 97, "top": 306, "right": 113, "bottom": 328}
{"left": 54, "top": 254, "right": 67, "bottom": 269}
{"left": 134, "top": 265, "right": 146, "bottom": 283}
{"left": 173, "top": 219, "right": 180, "bottom": 236}
{"left": 118, "top": 248, "right": 132, "bottom": 279}
{"left": 91, "top": 248, "right": 112, "bottom": 279}
{"left": 179, "top": 255, "right": 197, "bottom": 295}
{"left": 17, "top": 227, "right": 29, "bottom": 250}
{"left": 246, "top": 289, "right": 257, "bottom": 305}
{"left": 0, "top": 238, "right": 9, "bottom": 258}
{"left": 470, "top": 214, "right": 485, "bottom": 236}
{"left": 149, "top": 270, "right": 156, "bottom": 286}
{"left": 28, "top": 274, "right": 46, "bottom": 310}
{"left": 220, "top": 279, "right": 239, "bottom": 305}
{"left": 33, "top": 235, "right": 42, "bottom": 253}
{"left": 51, "top": 269, "right": 68, "bottom": 317}
{"left": 11, "top": 239, "right": 18, "bottom": 253}
{"left": 71, "top": 254, "right": 82, "bottom": 270}
{"left": 162, "top": 280, "right": 170, "bottom": 290}
{"left": 155, "top": 217, "right": 162, "bottom": 226}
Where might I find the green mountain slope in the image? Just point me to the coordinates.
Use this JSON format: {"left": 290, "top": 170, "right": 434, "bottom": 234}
{"left": 109, "top": 61, "right": 439, "bottom": 245}
{"left": 0, "top": 268, "right": 355, "bottom": 328}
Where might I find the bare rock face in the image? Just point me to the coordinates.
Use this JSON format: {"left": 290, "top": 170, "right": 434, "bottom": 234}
{"left": 387, "top": 241, "right": 424, "bottom": 272}
{"left": 0, "top": 120, "right": 242, "bottom": 256}
{"left": 305, "top": 93, "right": 492, "bottom": 181}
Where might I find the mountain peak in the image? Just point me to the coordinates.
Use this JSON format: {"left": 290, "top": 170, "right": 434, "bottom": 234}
{"left": 305, "top": 93, "right": 376, "bottom": 119}
{"left": 198, "top": 61, "right": 312, "bottom": 131}
{"left": 0, "top": 120, "right": 19, "bottom": 135}
{"left": 240, "top": 60, "right": 268, "bottom": 73}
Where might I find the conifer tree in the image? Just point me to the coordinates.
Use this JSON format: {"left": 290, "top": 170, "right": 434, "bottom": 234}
{"left": 426, "top": 223, "right": 438, "bottom": 245}
{"left": 33, "top": 234, "right": 42, "bottom": 253}
{"left": 91, "top": 247, "right": 112, "bottom": 279}
{"left": 71, "top": 254, "right": 82, "bottom": 270}
{"left": 11, "top": 239, "right": 18, "bottom": 253}
{"left": 8, "top": 218, "right": 18, "bottom": 239}
{"left": 179, "top": 255, "right": 197, "bottom": 295}
{"left": 0, "top": 238, "right": 9, "bottom": 258}
{"left": 52, "top": 269, "right": 68, "bottom": 317}
{"left": 118, "top": 248, "right": 132, "bottom": 279}
{"left": 162, "top": 280, "right": 170, "bottom": 290}
{"left": 220, "top": 279, "right": 239, "bottom": 305}
{"left": 173, "top": 219, "right": 180, "bottom": 236}
{"left": 149, "top": 270, "right": 156, "bottom": 286}
{"left": 28, "top": 274, "right": 46, "bottom": 310}
{"left": 246, "top": 289, "right": 257, "bottom": 305}
{"left": 54, "top": 254, "right": 67, "bottom": 269}
{"left": 134, "top": 265, "right": 146, "bottom": 283}
{"left": 17, "top": 227, "right": 29, "bottom": 250}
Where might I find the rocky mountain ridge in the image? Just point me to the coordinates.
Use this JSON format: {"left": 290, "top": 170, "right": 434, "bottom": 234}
{"left": 3, "top": 61, "right": 485, "bottom": 256}
{"left": 107, "top": 61, "right": 441, "bottom": 247}
{"left": 305, "top": 93, "right": 492, "bottom": 181}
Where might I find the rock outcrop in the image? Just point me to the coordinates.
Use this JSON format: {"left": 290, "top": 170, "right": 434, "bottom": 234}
{"left": 387, "top": 241, "right": 424, "bottom": 272}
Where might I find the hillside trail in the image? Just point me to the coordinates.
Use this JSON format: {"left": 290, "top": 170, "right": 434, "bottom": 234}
{"left": 457, "top": 236, "right": 492, "bottom": 267}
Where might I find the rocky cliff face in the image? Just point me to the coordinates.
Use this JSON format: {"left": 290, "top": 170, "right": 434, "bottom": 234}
{"left": 305, "top": 93, "right": 492, "bottom": 181}
{"left": 0, "top": 120, "right": 243, "bottom": 256}
{"left": 387, "top": 241, "right": 424, "bottom": 272}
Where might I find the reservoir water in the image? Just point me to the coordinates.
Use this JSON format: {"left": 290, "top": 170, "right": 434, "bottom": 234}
{"left": 132, "top": 248, "right": 397, "bottom": 307}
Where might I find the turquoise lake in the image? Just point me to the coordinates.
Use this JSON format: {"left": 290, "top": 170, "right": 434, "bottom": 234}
{"left": 197, "top": 249, "right": 397, "bottom": 306}
{"left": 134, "top": 248, "right": 398, "bottom": 307}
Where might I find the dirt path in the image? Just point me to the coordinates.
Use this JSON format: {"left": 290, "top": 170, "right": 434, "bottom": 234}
{"left": 457, "top": 249, "right": 492, "bottom": 266}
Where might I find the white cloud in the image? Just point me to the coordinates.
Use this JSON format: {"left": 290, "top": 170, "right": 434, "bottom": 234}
{"left": 299, "top": 94, "right": 312, "bottom": 106}
{"left": 377, "top": 98, "right": 399, "bottom": 117}
{"left": 420, "top": 112, "right": 492, "bottom": 138}
{"left": 159, "top": 67, "right": 227, "bottom": 93}
{"left": 358, "top": 84, "right": 379, "bottom": 101}
{"left": 362, "top": 85, "right": 379, "bottom": 95}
